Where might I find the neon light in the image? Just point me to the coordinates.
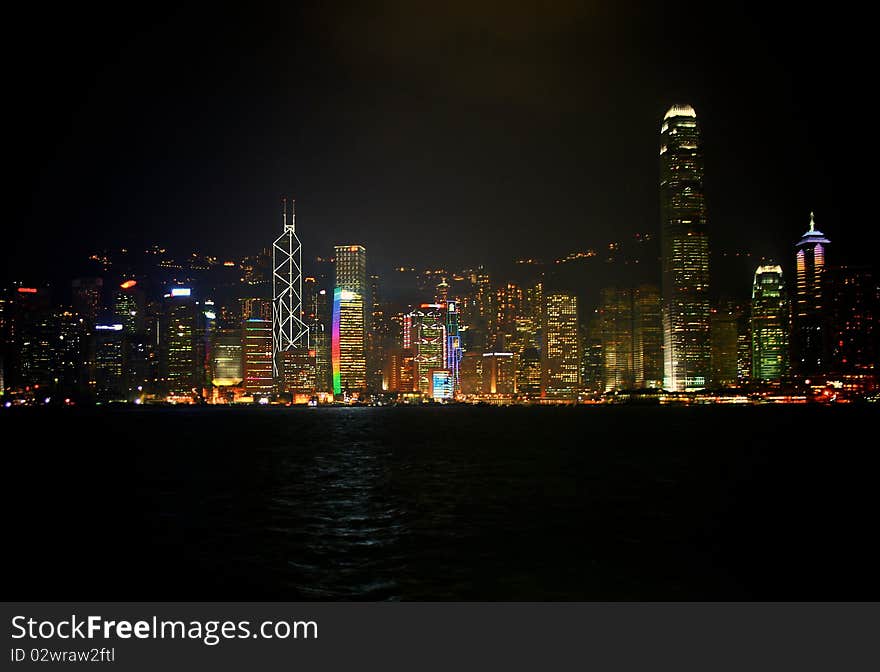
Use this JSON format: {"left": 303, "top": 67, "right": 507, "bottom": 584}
{"left": 431, "top": 370, "right": 454, "bottom": 401}
{"left": 170, "top": 288, "right": 191, "bottom": 297}
{"left": 17, "top": 287, "right": 37, "bottom": 294}
{"left": 120, "top": 280, "right": 137, "bottom": 289}
{"left": 332, "top": 287, "right": 342, "bottom": 395}
{"left": 403, "top": 314, "right": 412, "bottom": 349}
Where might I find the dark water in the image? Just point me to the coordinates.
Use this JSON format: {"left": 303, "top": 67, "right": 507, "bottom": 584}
{"left": 4, "top": 405, "right": 878, "bottom": 600}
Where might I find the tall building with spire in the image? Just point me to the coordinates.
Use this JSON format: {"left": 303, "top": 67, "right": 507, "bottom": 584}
{"left": 794, "top": 212, "right": 830, "bottom": 377}
{"left": 272, "top": 197, "right": 310, "bottom": 392}
{"left": 272, "top": 198, "right": 316, "bottom": 399}
{"left": 659, "top": 104, "right": 710, "bottom": 391}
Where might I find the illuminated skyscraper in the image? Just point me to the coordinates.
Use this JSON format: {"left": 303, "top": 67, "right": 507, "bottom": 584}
{"left": 710, "top": 300, "right": 742, "bottom": 388}
{"left": 751, "top": 265, "right": 790, "bottom": 383}
{"left": 660, "top": 104, "right": 710, "bottom": 391}
{"left": 241, "top": 297, "right": 273, "bottom": 398}
{"left": 794, "top": 212, "right": 830, "bottom": 376}
{"left": 367, "top": 273, "right": 388, "bottom": 393}
{"left": 516, "top": 346, "right": 542, "bottom": 398}
{"left": 445, "top": 300, "right": 463, "bottom": 393}
{"left": 406, "top": 304, "right": 447, "bottom": 395}
{"left": 332, "top": 245, "right": 367, "bottom": 395}
{"left": 272, "top": 197, "right": 309, "bottom": 385}
{"left": 211, "top": 328, "right": 243, "bottom": 387}
{"left": 161, "top": 288, "right": 200, "bottom": 398}
{"left": 113, "top": 280, "right": 144, "bottom": 334}
{"left": 599, "top": 287, "right": 634, "bottom": 392}
{"left": 598, "top": 285, "right": 662, "bottom": 392}
{"left": 93, "top": 322, "right": 125, "bottom": 401}
{"left": 541, "top": 291, "right": 579, "bottom": 400}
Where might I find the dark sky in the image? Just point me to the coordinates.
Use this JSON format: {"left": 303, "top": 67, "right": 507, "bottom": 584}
{"left": 6, "top": 1, "right": 876, "bottom": 282}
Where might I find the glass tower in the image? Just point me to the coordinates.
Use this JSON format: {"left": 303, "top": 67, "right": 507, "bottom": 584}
{"left": 332, "top": 245, "right": 368, "bottom": 395}
{"left": 750, "top": 265, "right": 790, "bottom": 383}
{"left": 541, "top": 291, "right": 579, "bottom": 400}
{"left": 660, "top": 104, "right": 710, "bottom": 391}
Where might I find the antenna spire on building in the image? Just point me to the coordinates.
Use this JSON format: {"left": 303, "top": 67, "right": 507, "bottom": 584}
{"left": 272, "top": 194, "right": 309, "bottom": 382}
{"left": 809, "top": 211, "right": 815, "bottom": 232}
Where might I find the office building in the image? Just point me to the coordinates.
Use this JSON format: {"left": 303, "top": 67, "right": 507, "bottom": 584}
{"left": 751, "top": 265, "right": 790, "bottom": 383}
{"left": 660, "top": 104, "right": 711, "bottom": 390}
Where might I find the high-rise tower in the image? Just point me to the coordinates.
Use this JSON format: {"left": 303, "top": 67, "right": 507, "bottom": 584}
{"left": 332, "top": 245, "right": 368, "bottom": 395}
{"left": 793, "top": 212, "right": 830, "bottom": 377}
{"left": 272, "top": 197, "right": 310, "bottom": 381}
{"left": 750, "top": 264, "right": 790, "bottom": 383}
{"left": 541, "top": 291, "right": 579, "bottom": 400}
{"left": 659, "top": 104, "right": 710, "bottom": 391}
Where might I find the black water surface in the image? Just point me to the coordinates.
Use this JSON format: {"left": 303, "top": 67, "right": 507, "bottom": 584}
{"left": 3, "top": 405, "right": 877, "bottom": 599}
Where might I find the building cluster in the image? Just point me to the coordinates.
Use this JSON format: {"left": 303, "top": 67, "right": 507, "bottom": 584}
{"left": 1, "top": 105, "right": 877, "bottom": 407}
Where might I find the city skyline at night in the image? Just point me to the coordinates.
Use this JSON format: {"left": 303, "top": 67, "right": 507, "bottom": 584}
{"left": 3, "top": 4, "right": 878, "bottom": 407}
{"left": 7, "top": 3, "right": 880, "bottom": 634}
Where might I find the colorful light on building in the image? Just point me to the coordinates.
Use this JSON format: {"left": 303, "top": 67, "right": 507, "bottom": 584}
{"left": 332, "top": 287, "right": 342, "bottom": 395}
{"left": 431, "top": 369, "right": 454, "bottom": 401}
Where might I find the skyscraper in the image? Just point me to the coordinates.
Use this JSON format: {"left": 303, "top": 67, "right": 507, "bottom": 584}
{"left": 406, "top": 304, "right": 447, "bottom": 395}
{"left": 272, "top": 197, "right": 309, "bottom": 386}
{"left": 710, "top": 300, "right": 742, "bottom": 388}
{"left": 161, "top": 288, "right": 200, "bottom": 399}
{"left": 660, "top": 104, "right": 710, "bottom": 391}
{"left": 599, "top": 287, "right": 635, "bottom": 392}
{"left": 750, "top": 265, "right": 790, "bottom": 383}
{"left": 242, "top": 306, "right": 274, "bottom": 400}
{"left": 598, "top": 285, "right": 663, "bottom": 392}
{"left": 93, "top": 322, "right": 125, "bottom": 401}
{"left": 445, "top": 300, "right": 463, "bottom": 393}
{"left": 541, "top": 291, "right": 579, "bottom": 400}
{"left": 332, "top": 245, "right": 367, "bottom": 395}
{"left": 794, "top": 212, "right": 830, "bottom": 377}
{"left": 367, "top": 273, "right": 387, "bottom": 393}
{"left": 113, "top": 280, "right": 144, "bottom": 334}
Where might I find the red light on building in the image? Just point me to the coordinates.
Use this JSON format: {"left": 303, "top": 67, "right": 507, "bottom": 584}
{"left": 120, "top": 280, "right": 137, "bottom": 289}
{"left": 17, "top": 287, "right": 38, "bottom": 294}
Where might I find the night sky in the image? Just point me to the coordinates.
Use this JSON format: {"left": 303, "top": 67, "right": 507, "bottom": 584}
{"left": 6, "top": 1, "right": 876, "bottom": 283}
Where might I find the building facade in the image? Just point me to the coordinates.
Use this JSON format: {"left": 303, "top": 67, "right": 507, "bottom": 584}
{"left": 660, "top": 104, "right": 711, "bottom": 391}
{"left": 750, "top": 265, "right": 790, "bottom": 383}
{"left": 793, "top": 213, "right": 830, "bottom": 377}
{"left": 332, "top": 245, "right": 368, "bottom": 395}
{"left": 541, "top": 291, "right": 579, "bottom": 400}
